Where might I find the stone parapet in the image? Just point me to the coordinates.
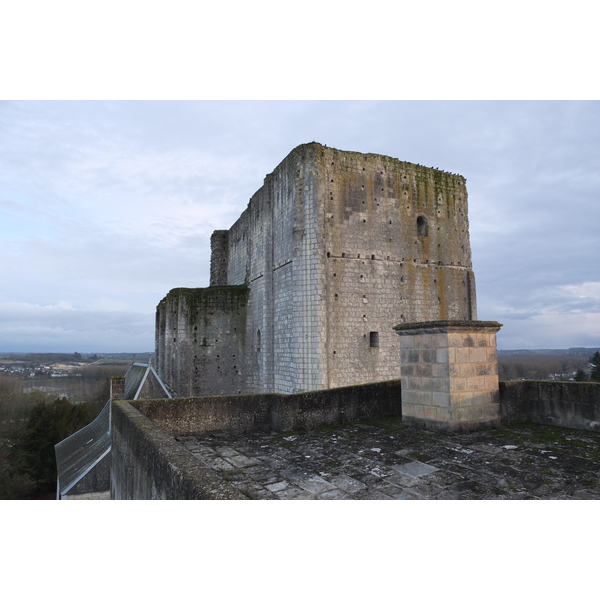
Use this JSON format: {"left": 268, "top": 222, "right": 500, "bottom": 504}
{"left": 394, "top": 320, "right": 502, "bottom": 432}
{"left": 111, "top": 400, "right": 249, "bottom": 500}
{"left": 500, "top": 380, "right": 600, "bottom": 431}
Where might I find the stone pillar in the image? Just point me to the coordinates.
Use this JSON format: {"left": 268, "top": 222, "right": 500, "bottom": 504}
{"left": 210, "top": 230, "right": 229, "bottom": 286}
{"left": 110, "top": 376, "right": 125, "bottom": 400}
{"left": 393, "top": 320, "right": 502, "bottom": 433}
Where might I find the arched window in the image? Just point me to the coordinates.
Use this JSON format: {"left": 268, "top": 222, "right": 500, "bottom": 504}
{"left": 417, "top": 215, "right": 428, "bottom": 237}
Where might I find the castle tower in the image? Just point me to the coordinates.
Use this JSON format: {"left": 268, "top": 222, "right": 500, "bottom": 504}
{"left": 156, "top": 143, "right": 476, "bottom": 396}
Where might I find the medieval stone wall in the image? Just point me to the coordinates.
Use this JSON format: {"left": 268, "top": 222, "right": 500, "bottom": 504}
{"left": 155, "top": 286, "right": 249, "bottom": 396}
{"left": 209, "top": 144, "right": 326, "bottom": 394}
{"left": 319, "top": 146, "right": 476, "bottom": 388}
{"left": 209, "top": 230, "right": 229, "bottom": 286}
{"left": 500, "top": 380, "right": 600, "bottom": 431}
{"left": 156, "top": 143, "right": 477, "bottom": 397}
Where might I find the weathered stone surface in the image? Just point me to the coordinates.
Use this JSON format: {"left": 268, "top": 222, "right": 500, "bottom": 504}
{"left": 133, "top": 380, "right": 403, "bottom": 437}
{"left": 266, "top": 481, "right": 289, "bottom": 493}
{"left": 395, "top": 321, "right": 502, "bottom": 432}
{"left": 172, "top": 418, "right": 600, "bottom": 500}
{"left": 391, "top": 461, "right": 438, "bottom": 478}
{"left": 113, "top": 384, "right": 600, "bottom": 500}
{"left": 329, "top": 475, "right": 367, "bottom": 494}
{"left": 111, "top": 401, "right": 249, "bottom": 500}
{"left": 500, "top": 380, "right": 600, "bottom": 431}
{"left": 156, "top": 143, "right": 477, "bottom": 397}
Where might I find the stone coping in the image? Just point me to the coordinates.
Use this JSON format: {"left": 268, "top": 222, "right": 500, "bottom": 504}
{"left": 112, "top": 400, "right": 249, "bottom": 500}
{"left": 394, "top": 320, "right": 503, "bottom": 335}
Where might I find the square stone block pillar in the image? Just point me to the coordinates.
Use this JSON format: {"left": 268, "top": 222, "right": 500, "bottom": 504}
{"left": 394, "top": 320, "right": 503, "bottom": 433}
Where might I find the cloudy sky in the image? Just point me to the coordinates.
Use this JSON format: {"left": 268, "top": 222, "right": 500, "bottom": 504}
{"left": 1, "top": 100, "right": 598, "bottom": 352}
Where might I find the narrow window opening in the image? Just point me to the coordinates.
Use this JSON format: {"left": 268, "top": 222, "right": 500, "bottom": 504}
{"left": 417, "top": 215, "right": 429, "bottom": 237}
{"left": 369, "top": 332, "right": 380, "bottom": 348}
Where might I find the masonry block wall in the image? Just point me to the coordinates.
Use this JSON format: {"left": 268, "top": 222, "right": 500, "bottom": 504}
{"left": 134, "top": 379, "right": 403, "bottom": 437}
{"left": 322, "top": 148, "right": 476, "bottom": 389}
{"left": 156, "top": 143, "right": 477, "bottom": 396}
{"left": 395, "top": 321, "right": 502, "bottom": 432}
{"left": 500, "top": 380, "right": 600, "bottom": 431}
{"left": 155, "top": 286, "right": 249, "bottom": 396}
{"left": 111, "top": 400, "right": 248, "bottom": 500}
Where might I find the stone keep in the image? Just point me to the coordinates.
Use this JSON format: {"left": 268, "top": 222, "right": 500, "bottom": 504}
{"left": 156, "top": 142, "right": 477, "bottom": 397}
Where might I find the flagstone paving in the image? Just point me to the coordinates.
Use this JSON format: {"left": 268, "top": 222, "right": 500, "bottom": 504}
{"left": 176, "top": 419, "right": 600, "bottom": 500}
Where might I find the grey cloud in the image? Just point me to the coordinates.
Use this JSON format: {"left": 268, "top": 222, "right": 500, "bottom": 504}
{"left": 0, "top": 302, "right": 153, "bottom": 353}
{"left": 1, "top": 100, "right": 599, "bottom": 351}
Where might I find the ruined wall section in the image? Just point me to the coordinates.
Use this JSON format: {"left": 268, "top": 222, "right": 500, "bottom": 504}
{"left": 319, "top": 146, "right": 476, "bottom": 389}
{"left": 216, "top": 144, "right": 327, "bottom": 393}
{"left": 155, "top": 286, "right": 249, "bottom": 397}
{"left": 209, "top": 230, "right": 229, "bottom": 286}
{"left": 159, "top": 142, "right": 477, "bottom": 396}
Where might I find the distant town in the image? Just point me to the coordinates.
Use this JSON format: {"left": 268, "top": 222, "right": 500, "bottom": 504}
{"left": 497, "top": 348, "right": 600, "bottom": 382}
{"left": 0, "top": 352, "right": 152, "bottom": 375}
{"left": 0, "top": 352, "right": 152, "bottom": 398}
{"left": 1, "top": 348, "right": 599, "bottom": 383}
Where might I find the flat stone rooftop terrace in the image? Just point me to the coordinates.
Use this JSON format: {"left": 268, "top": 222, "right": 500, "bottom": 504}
{"left": 177, "top": 418, "right": 600, "bottom": 500}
